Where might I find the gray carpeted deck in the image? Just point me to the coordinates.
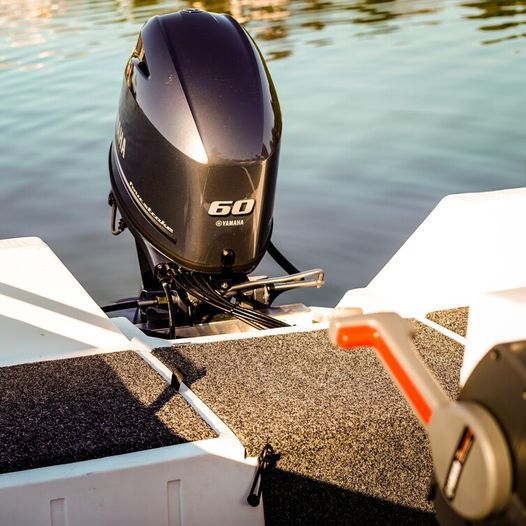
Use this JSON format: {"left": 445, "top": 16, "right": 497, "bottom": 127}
{"left": 154, "top": 315, "right": 466, "bottom": 525}
{"left": 0, "top": 351, "right": 215, "bottom": 474}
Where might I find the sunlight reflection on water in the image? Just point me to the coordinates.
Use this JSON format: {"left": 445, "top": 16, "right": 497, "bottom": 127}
{"left": 0, "top": 0, "right": 525, "bottom": 306}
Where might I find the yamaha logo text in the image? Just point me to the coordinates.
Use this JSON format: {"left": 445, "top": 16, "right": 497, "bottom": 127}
{"left": 116, "top": 118, "right": 127, "bottom": 158}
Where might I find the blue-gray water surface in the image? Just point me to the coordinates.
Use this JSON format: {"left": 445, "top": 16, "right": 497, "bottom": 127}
{"left": 1, "top": 0, "right": 525, "bottom": 307}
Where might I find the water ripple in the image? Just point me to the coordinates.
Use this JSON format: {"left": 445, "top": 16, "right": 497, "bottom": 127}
{"left": 0, "top": 0, "right": 525, "bottom": 305}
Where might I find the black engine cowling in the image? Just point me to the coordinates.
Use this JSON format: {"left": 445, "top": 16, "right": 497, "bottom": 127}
{"left": 109, "top": 9, "right": 282, "bottom": 275}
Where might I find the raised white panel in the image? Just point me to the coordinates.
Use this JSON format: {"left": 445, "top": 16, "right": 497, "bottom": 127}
{"left": 50, "top": 498, "right": 66, "bottom": 526}
{"left": 167, "top": 480, "right": 182, "bottom": 526}
{"left": 338, "top": 188, "right": 526, "bottom": 317}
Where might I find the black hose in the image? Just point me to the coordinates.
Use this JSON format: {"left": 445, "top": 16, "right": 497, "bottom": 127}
{"left": 193, "top": 275, "right": 269, "bottom": 326}
{"left": 267, "top": 241, "right": 300, "bottom": 275}
{"left": 173, "top": 270, "right": 258, "bottom": 327}
{"left": 190, "top": 272, "right": 289, "bottom": 330}
{"left": 101, "top": 300, "right": 139, "bottom": 313}
{"left": 168, "top": 267, "right": 289, "bottom": 330}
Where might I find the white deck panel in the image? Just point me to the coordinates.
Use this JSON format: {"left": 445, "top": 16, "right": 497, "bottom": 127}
{"left": 338, "top": 188, "right": 526, "bottom": 317}
{"left": 0, "top": 237, "right": 130, "bottom": 365}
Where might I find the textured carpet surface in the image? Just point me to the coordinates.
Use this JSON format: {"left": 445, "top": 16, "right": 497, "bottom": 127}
{"left": 154, "top": 316, "right": 465, "bottom": 525}
{"left": 426, "top": 307, "right": 469, "bottom": 337}
{"left": 0, "top": 351, "right": 215, "bottom": 474}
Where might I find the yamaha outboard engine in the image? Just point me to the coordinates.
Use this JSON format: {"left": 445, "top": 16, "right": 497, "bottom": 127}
{"left": 108, "top": 9, "right": 323, "bottom": 337}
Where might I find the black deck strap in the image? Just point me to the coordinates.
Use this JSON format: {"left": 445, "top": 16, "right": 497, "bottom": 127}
{"left": 171, "top": 368, "right": 184, "bottom": 390}
{"left": 247, "top": 443, "right": 281, "bottom": 507}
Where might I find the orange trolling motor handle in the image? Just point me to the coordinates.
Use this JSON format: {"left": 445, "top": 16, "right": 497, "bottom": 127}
{"left": 328, "top": 311, "right": 449, "bottom": 427}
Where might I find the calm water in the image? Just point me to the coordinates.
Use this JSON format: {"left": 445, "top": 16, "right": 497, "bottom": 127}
{"left": 1, "top": 0, "right": 525, "bottom": 307}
